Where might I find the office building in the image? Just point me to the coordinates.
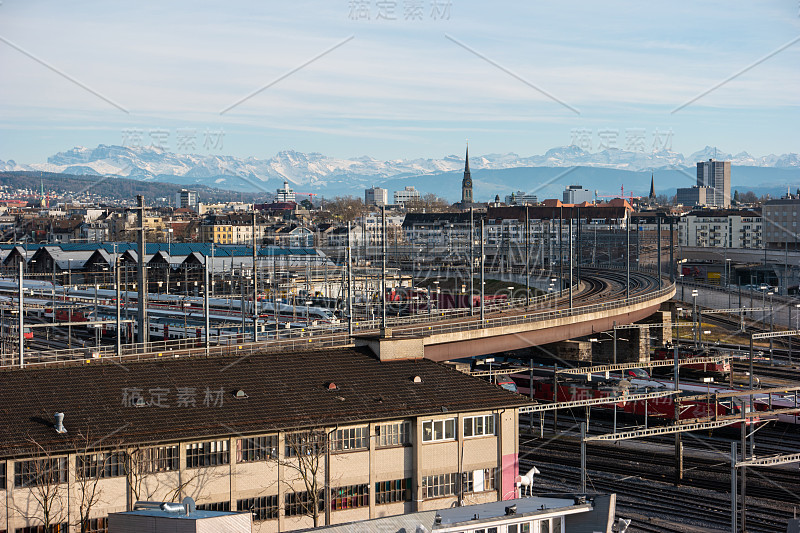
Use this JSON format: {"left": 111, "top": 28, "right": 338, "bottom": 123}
{"left": 275, "top": 181, "right": 296, "bottom": 203}
{"left": 394, "top": 186, "right": 421, "bottom": 206}
{"left": 562, "top": 185, "right": 593, "bottom": 204}
{"left": 176, "top": 189, "right": 198, "bottom": 210}
{"left": 762, "top": 197, "right": 800, "bottom": 249}
{"left": 696, "top": 159, "right": 731, "bottom": 207}
{"left": 364, "top": 187, "right": 388, "bottom": 207}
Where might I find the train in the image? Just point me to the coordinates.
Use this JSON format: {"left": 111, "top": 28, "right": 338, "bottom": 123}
{"left": 652, "top": 346, "right": 731, "bottom": 378}
{"left": 384, "top": 287, "right": 508, "bottom": 315}
{"left": 510, "top": 372, "right": 757, "bottom": 427}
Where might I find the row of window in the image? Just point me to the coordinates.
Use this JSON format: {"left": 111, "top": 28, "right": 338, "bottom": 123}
{"left": 422, "top": 468, "right": 498, "bottom": 499}
{"left": 9, "top": 419, "right": 495, "bottom": 488}
{"left": 423, "top": 416, "right": 497, "bottom": 442}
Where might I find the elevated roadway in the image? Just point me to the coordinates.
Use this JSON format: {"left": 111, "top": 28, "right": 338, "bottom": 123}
{"left": 8, "top": 268, "right": 674, "bottom": 368}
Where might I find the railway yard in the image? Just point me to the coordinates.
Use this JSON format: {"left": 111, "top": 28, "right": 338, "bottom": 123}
{"left": 2, "top": 265, "right": 800, "bottom": 532}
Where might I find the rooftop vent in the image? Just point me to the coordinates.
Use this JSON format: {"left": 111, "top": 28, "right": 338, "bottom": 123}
{"left": 441, "top": 406, "right": 448, "bottom": 413}
{"left": 434, "top": 513, "right": 442, "bottom": 525}
{"left": 412, "top": 376, "right": 422, "bottom": 383}
{"left": 327, "top": 382, "right": 338, "bottom": 390}
{"left": 505, "top": 504, "right": 517, "bottom": 515}
{"left": 235, "top": 389, "right": 248, "bottom": 399}
{"left": 54, "top": 412, "right": 67, "bottom": 434}
{"left": 134, "top": 397, "right": 147, "bottom": 408}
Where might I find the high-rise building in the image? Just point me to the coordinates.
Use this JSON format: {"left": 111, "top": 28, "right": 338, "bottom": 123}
{"left": 696, "top": 159, "right": 731, "bottom": 207}
{"left": 562, "top": 185, "right": 593, "bottom": 204}
{"left": 175, "top": 189, "right": 198, "bottom": 210}
{"left": 275, "top": 181, "right": 296, "bottom": 203}
{"left": 365, "top": 186, "right": 388, "bottom": 206}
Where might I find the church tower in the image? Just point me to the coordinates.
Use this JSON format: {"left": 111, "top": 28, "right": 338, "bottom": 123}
{"left": 649, "top": 173, "right": 656, "bottom": 204}
{"left": 461, "top": 145, "right": 473, "bottom": 205}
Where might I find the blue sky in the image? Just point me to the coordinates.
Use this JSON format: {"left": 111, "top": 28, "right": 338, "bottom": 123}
{"left": 0, "top": 0, "right": 798, "bottom": 163}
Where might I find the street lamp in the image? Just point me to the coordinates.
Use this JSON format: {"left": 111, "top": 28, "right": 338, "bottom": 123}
{"left": 507, "top": 286, "right": 514, "bottom": 307}
{"left": 702, "top": 376, "right": 714, "bottom": 418}
{"left": 692, "top": 289, "right": 699, "bottom": 348}
{"left": 485, "top": 357, "right": 495, "bottom": 384}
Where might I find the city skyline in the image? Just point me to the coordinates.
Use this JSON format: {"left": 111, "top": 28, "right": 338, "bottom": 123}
{"left": 1, "top": 1, "right": 798, "bottom": 164}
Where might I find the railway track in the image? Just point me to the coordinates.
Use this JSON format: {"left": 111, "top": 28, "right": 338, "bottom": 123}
{"left": 13, "top": 269, "right": 672, "bottom": 367}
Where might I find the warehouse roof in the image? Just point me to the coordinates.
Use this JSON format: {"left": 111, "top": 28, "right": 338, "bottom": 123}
{"left": 0, "top": 346, "right": 530, "bottom": 458}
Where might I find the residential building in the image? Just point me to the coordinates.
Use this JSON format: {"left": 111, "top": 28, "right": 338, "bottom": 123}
{"left": 678, "top": 209, "right": 762, "bottom": 249}
{"left": 402, "top": 212, "right": 476, "bottom": 249}
{"left": 364, "top": 187, "right": 388, "bottom": 207}
{"left": 199, "top": 214, "right": 268, "bottom": 245}
{"left": 562, "top": 185, "right": 593, "bottom": 204}
{"left": 394, "top": 186, "right": 421, "bottom": 207}
{"left": 762, "top": 197, "right": 800, "bottom": 249}
{"left": 696, "top": 159, "right": 731, "bottom": 207}
{"left": 0, "top": 345, "right": 527, "bottom": 532}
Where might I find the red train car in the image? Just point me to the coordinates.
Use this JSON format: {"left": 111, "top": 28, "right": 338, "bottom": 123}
{"left": 653, "top": 346, "right": 730, "bottom": 378}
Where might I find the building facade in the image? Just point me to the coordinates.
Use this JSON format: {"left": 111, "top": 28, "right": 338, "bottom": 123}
{"left": 176, "top": 189, "right": 199, "bottom": 211}
{"left": 696, "top": 159, "right": 731, "bottom": 207}
{"left": 393, "top": 186, "right": 421, "bottom": 207}
{"left": 0, "top": 346, "right": 525, "bottom": 533}
{"left": 678, "top": 209, "right": 762, "bottom": 249}
{"left": 762, "top": 197, "right": 800, "bottom": 249}
{"left": 364, "top": 187, "right": 388, "bottom": 207}
{"left": 676, "top": 186, "right": 711, "bottom": 207}
{"left": 562, "top": 185, "right": 593, "bottom": 204}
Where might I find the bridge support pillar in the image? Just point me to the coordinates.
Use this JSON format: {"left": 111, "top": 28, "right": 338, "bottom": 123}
{"left": 592, "top": 326, "right": 651, "bottom": 364}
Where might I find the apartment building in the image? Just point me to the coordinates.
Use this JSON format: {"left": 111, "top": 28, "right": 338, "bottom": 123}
{"left": 678, "top": 209, "right": 762, "bottom": 249}
{"left": 199, "top": 214, "right": 268, "bottom": 245}
{"left": 0, "top": 346, "right": 527, "bottom": 533}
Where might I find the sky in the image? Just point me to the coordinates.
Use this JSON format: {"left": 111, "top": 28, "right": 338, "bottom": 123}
{"left": 0, "top": 0, "right": 798, "bottom": 163}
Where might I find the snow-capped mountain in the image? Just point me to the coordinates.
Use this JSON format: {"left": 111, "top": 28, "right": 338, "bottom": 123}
{"left": 1, "top": 144, "right": 798, "bottom": 197}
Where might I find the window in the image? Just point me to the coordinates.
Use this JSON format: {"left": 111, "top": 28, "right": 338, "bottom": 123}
{"left": 464, "top": 468, "right": 497, "bottom": 492}
{"left": 421, "top": 473, "right": 458, "bottom": 499}
{"left": 137, "top": 446, "right": 179, "bottom": 473}
{"left": 375, "top": 478, "right": 411, "bottom": 504}
{"left": 463, "top": 414, "right": 496, "bottom": 438}
{"left": 186, "top": 440, "right": 230, "bottom": 468}
{"left": 284, "top": 490, "right": 323, "bottom": 517}
{"left": 237, "top": 436, "right": 278, "bottom": 462}
{"left": 285, "top": 431, "right": 325, "bottom": 457}
{"left": 330, "top": 483, "right": 369, "bottom": 510}
{"left": 422, "top": 418, "right": 456, "bottom": 442}
{"left": 0, "top": 462, "right": 5, "bottom": 489}
{"left": 16, "top": 525, "right": 69, "bottom": 533}
{"left": 197, "top": 501, "right": 231, "bottom": 512}
{"left": 330, "top": 427, "right": 368, "bottom": 452}
{"left": 237, "top": 496, "right": 277, "bottom": 521}
{"left": 377, "top": 421, "right": 411, "bottom": 447}
{"left": 77, "top": 452, "right": 126, "bottom": 479}
{"left": 14, "top": 458, "right": 68, "bottom": 488}
{"left": 82, "top": 517, "right": 108, "bottom": 533}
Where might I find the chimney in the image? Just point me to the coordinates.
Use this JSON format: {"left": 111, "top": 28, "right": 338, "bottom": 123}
{"left": 54, "top": 412, "right": 67, "bottom": 434}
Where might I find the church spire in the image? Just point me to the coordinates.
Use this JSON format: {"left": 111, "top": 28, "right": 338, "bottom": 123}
{"left": 649, "top": 173, "right": 656, "bottom": 201}
{"left": 461, "top": 143, "right": 473, "bottom": 205}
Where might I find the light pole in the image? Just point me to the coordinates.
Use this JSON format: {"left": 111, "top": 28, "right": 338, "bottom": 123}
{"left": 692, "top": 289, "right": 699, "bottom": 348}
{"left": 726, "top": 258, "right": 732, "bottom": 308}
{"left": 485, "top": 357, "right": 495, "bottom": 384}
{"left": 507, "top": 286, "right": 514, "bottom": 309}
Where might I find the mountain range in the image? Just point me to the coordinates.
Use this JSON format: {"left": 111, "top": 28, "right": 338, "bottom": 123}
{"left": 1, "top": 145, "right": 798, "bottom": 201}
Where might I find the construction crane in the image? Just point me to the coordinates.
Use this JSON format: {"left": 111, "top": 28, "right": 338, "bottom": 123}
{"left": 594, "top": 185, "right": 642, "bottom": 202}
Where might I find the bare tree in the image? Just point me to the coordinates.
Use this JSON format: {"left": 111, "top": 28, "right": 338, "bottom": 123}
{"left": 278, "top": 430, "right": 328, "bottom": 527}
{"left": 405, "top": 193, "right": 451, "bottom": 213}
{"left": 14, "top": 438, "right": 69, "bottom": 531}
{"left": 72, "top": 430, "right": 125, "bottom": 533}
{"left": 321, "top": 196, "right": 367, "bottom": 222}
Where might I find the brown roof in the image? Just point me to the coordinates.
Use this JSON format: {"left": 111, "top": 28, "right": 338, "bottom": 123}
{"left": 0, "top": 347, "right": 529, "bottom": 458}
